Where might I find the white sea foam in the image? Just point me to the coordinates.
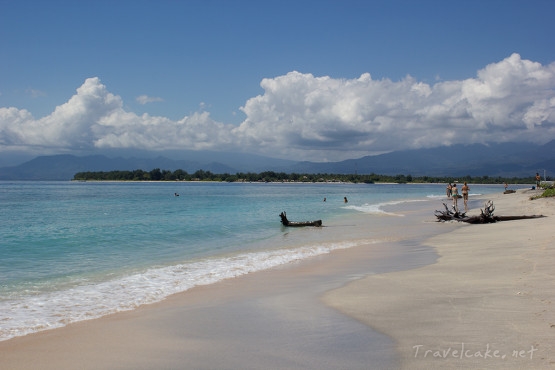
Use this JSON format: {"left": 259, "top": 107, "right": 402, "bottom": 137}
{"left": 346, "top": 199, "right": 427, "bottom": 216}
{"left": 426, "top": 192, "right": 483, "bottom": 199}
{"left": 0, "top": 239, "right": 372, "bottom": 342}
{"left": 345, "top": 203, "right": 400, "bottom": 216}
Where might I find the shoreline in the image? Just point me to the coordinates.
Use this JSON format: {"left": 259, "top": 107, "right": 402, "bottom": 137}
{"left": 1, "top": 189, "right": 551, "bottom": 369}
{"left": 0, "top": 195, "right": 452, "bottom": 369}
{"left": 323, "top": 189, "right": 555, "bottom": 369}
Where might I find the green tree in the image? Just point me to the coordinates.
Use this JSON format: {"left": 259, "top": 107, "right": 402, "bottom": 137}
{"left": 150, "top": 168, "right": 162, "bottom": 181}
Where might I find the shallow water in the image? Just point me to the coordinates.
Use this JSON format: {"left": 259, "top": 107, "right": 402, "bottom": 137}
{"left": 0, "top": 181, "right": 513, "bottom": 340}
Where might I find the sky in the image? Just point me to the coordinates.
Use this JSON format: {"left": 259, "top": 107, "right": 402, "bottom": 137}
{"left": 1, "top": 0, "right": 555, "bottom": 166}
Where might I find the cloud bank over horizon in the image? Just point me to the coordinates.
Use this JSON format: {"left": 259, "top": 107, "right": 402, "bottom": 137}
{"left": 1, "top": 54, "right": 554, "bottom": 163}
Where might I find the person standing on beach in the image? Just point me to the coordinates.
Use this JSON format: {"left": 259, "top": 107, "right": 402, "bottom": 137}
{"left": 451, "top": 183, "right": 459, "bottom": 212}
{"left": 462, "top": 182, "right": 469, "bottom": 212}
{"left": 535, "top": 172, "right": 541, "bottom": 189}
{"left": 446, "top": 183, "right": 452, "bottom": 198}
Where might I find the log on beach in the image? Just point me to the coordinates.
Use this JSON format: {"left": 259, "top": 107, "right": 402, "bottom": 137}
{"left": 279, "top": 212, "right": 322, "bottom": 227}
{"left": 435, "top": 200, "right": 545, "bottom": 224}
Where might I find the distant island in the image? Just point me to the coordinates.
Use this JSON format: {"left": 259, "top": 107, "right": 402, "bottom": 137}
{"left": 4, "top": 140, "right": 554, "bottom": 180}
{"left": 73, "top": 168, "right": 539, "bottom": 185}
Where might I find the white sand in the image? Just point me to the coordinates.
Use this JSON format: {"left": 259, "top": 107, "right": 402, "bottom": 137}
{"left": 323, "top": 189, "right": 555, "bottom": 369}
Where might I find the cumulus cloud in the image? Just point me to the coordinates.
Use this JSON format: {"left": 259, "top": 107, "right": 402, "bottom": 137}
{"left": 235, "top": 53, "right": 555, "bottom": 160}
{"left": 0, "top": 78, "right": 122, "bottom": 150}
{"left": 136, "top": 95, "right": 163, "bottom": 105}
{"left": 0, "top": 77, "right": 234, "bottom": 154}
{"left": 1, "top": 54, "right": 554, "bottom": 162}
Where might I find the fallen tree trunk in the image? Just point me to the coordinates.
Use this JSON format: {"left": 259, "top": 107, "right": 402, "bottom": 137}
{"left": 279, "top": 212, "right": 322, "bottom": 227}
{"left": 435, "top": 200, "right": 545, "bottom": 224}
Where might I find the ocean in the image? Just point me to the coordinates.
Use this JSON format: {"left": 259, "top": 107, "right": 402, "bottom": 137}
{"left": 0, "top": 181, "right": 516, "bottom": 341}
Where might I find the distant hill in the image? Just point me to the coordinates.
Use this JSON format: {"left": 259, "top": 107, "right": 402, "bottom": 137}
{"left": 0, "top": 152, "right": 296, "bottom": 181}
{"left": 290, "top": 140, "right": 555, "bottom": 178}
{"left": 0, "top": 141, "right": 553, "bottom": 180}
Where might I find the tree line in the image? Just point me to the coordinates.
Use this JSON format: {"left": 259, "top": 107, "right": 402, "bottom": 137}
{"left": 73, "top": 168, "right": 542, "bottom": 185}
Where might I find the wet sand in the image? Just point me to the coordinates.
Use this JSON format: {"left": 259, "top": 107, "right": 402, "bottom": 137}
{"left": 1, "top": 189, "right": 553, "bottom": 369}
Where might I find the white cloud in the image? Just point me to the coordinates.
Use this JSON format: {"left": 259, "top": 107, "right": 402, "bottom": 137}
{"left": 236, "top": 53, "right": 555, "bottom": 160}
{"left": 1, "top": 78, "right": 121, "bottom": 150}
{"left": 136, "top": 95, "right": 163, "bottom": 104}
{"left": 26, "top": 88, "right": 46, "bottom": 98}
{"left": 0, "top": 78, "right": 236, "bottom": 153}
{"left": 1, "top": 54, "right": 554, "bottom": 162}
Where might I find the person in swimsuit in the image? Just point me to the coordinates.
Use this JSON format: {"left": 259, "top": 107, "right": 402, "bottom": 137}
{"left": 462, "top": 182, "right": 469, "bottom": 212}
{"left": 451, "top": 183, "right": 459, "bottom": 212}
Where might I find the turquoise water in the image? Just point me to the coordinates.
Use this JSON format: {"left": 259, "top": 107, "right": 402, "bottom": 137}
{"left": 0, "top": 181, "right": 511, "bottom": 341}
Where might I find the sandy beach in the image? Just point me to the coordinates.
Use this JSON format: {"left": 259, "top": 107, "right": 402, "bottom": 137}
{"left": 325, "top": 189, "right": 555, "bottom": 369}
{"left": 1, "top": 188, "right": 553, "bottom": 369}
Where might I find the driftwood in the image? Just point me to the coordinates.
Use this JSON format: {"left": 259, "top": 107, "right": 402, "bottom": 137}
{"left": 279, "top": 212, "right": 322, "bottom": 227}
{"left": 435, "top": 200, "right": 545, "bottom": 224}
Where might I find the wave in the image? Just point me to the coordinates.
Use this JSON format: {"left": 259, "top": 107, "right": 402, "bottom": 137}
{"left": 345, "top": 199, "right": 428, "bottom": 216}
{"left": 426, "top": 192, "right": 483, "bottom": 199}
{"left": 0, "top": 238, "right": 377, "bottom": 342}
{"left": 426, "top": 194, "right": 446, "bottom": 199}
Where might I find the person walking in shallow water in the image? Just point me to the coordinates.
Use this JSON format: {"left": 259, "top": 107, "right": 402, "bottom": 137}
{"left": 462, "top": 182, "right": 469, "bottom": 212}
{"left": 451, "top": 183, "right": 459, "bottom": 212}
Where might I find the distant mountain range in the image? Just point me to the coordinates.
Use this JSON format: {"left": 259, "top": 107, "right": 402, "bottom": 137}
{"left": 290, "top": 140, "right": 555, "bottom": 178}
{"left": 0, "top": 152, "right": 297, "bottom": 181}
{"left": 1, "top": 140, "right": 554, "bottom": 181}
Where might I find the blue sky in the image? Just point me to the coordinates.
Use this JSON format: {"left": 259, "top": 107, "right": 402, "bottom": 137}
{"left": 1, "top": 0, "right": 555, "bottom": 165}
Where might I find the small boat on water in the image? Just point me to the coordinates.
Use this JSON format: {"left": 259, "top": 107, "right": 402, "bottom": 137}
{"left": 279, "top": 212, "right": 322, "bottom": 227}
